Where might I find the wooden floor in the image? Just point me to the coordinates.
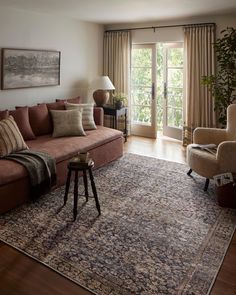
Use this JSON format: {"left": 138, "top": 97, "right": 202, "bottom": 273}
{"left": 0, "top": 135, "right": 235, "bottom": 295}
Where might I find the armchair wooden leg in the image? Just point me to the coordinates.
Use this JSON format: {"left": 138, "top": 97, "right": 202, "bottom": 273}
{"left": 204, "top": 178, "right": 209, "bottom": 191}
{"left": 187, "top": 169, "right": 192, "bottom": 176}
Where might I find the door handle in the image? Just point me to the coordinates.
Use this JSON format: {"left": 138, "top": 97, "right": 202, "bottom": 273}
{"left": 152, "top": 82, "right": 155, "bottom": 100}
{"left": 164, "top": 82, "right": 167, "bottom": 99}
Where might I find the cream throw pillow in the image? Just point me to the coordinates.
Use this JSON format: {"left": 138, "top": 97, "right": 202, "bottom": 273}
{"left": 65, "top": 102, "right": 97, "bottom": 130}
{"left": 0, "top": 115, "right": 29, "bottom": 157}
{"left": 50, "top": 109, "right": 85, "bottom": 138}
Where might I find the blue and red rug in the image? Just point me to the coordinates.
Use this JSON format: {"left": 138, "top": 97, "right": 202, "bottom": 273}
{"left": 1, "top": 153, "right": 235, "bottom": 294}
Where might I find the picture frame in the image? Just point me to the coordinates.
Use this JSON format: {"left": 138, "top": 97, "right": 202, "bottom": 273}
{"left": 1, "top": 48, "right": 60, "bottom": 90}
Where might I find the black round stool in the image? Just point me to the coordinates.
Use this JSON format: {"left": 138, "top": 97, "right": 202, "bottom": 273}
{"left": 63, "top": 157, "right": 101, "bottom": 221}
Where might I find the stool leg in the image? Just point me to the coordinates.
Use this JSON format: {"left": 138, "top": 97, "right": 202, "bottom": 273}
{"left": 64, "top": 169, "right": 71, "bottom": 206}
{"left": 73, "top": 171, "right": 79, "bottom": 221}
{"left": 88, "top": 167, "right": 101, "bottom": 215}
{"left": 187, "top": 169, "right": 192, "bottom": 176}
{"left": 204, "top": 178, "right": 210, "bottom": 192}
{"left": 83, "top": 169, "right": 89, "bottom": 202}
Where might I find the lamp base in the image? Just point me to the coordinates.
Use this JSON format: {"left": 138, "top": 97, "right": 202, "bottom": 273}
{"left": 93, "top": 90, "right": 109, "bottom": 106}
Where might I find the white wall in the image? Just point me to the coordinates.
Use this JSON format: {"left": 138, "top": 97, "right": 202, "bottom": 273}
{"left": 0, "top": 7, "right": 103, "bottom": 109}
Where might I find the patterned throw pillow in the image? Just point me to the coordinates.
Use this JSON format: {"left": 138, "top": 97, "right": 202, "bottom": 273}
{"left": 65, "top": 102, "right": 97, "bottom": 130}
{"left": 50, "top": 109, "right": 86, "bottom": 138}
{"left": 0, "top": 116, "right": 29, "bottom": 157}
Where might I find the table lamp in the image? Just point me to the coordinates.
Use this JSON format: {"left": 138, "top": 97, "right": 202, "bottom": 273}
{"left": 90, "top": 76, "right": 115, "bottom": 106}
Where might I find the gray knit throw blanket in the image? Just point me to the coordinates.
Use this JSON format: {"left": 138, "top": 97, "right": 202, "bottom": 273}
{"left": 5, "top": 149, "right": 56, "bottom": 199}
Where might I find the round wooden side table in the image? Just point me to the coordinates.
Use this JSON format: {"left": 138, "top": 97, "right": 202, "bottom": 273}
{"left": 63, "top": 157, "right": 101, "bottom": 221}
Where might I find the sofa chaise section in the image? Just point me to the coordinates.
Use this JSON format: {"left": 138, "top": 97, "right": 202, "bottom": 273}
{"left": 0, "top": 108, "right": 123, "bottom": 214}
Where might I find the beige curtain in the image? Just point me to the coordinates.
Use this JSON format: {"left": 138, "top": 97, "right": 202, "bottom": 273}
{"left": 183, "top": 25, "right": 216, "bottom": 145}
{"left": 103, "top": 31, "right": 131, "bottom": 132}
{"left": 103, "top": 31, "right": 130, "bottom": 95}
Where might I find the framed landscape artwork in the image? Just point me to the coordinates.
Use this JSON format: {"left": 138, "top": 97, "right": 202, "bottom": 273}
{"left": 1, "top": 48, "right": 60, "bottom": 89}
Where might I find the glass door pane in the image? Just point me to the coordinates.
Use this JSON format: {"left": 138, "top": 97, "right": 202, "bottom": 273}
{"left": 156, "top": 43, "right": 164, "bottom": 131}
{"left": 163, "top": 43, "right": 184, "bottom": 140}
{"left": 131, "top": 44, "right": 157, "bottom": 138}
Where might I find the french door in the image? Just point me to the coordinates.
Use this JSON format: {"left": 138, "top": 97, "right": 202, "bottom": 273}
{"left": 162, "top": 43, "right": 184, "bottom": 140}
{"left": 131, "top": 42, "right": 184, "bottom": 140}
{"left": 131, "top": 44, "right": 157, "bottom": 138}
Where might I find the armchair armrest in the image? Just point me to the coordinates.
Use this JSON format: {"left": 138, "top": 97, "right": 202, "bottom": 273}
{"left": 193, "top": 127, "right": 227, "bottom": 145}
{"left": 93, "top": 107, "right": 104, "bottom": 126}
{"left": 217, "top": 141, "right": 236, "bottom": 173}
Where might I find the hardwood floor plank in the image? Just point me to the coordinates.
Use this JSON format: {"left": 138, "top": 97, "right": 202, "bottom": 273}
{"left": 0, "top": 242, "right": 91, "bottom": 295}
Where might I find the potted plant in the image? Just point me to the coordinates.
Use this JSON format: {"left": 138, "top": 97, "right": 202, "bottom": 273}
{"left": 202, "top": 27, "right": 236, "bottom": 126}
{"left": 112, "top": 93, "right": 127, "bottom": 109}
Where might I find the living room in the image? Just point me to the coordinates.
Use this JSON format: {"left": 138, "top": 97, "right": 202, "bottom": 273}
{"left": 0, "top": 1, "right": 236, "bottom": 294}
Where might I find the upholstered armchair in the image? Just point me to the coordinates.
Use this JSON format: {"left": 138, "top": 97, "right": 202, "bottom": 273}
{"left": 187, "top": 104, "right": 236, "bottom": 191}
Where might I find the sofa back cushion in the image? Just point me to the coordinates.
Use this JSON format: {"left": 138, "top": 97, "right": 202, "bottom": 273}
{"left": 65, "top": 103, "right": 97, "bottom": 130}
{"left": 28, "top": 104, "right": 52, "bottom": 136}
{"left": 0, "top": 116, "right": 29, "bottom": 157}
{"left": 50, "top": 109, "right": 85, "bottom": 138}
{"left": 46, "top": 100, "right": 65, "bottom": 111}
{"left": 0, "top": 110, "right": 9, "bottom": 121}
{"left": 9, "top": 107, "right": 36, "bottom": 140}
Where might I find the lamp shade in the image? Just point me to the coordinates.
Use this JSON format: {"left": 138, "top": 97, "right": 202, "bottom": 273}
{"left": 90, "top": 76, "right": 115, "bottom": 91}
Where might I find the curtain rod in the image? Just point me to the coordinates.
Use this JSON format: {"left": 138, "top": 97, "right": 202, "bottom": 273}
{"left": 105, "top": 22, "right": 216, "bottom": 32}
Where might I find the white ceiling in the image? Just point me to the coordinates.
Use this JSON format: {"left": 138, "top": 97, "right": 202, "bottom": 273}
{"left": 0, "top": 0, "right": 235, "bottom": 24}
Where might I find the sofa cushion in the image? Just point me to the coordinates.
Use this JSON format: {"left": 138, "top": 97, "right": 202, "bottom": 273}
{"left": 46, "top": 101, "right": 65, "bottom": 111}
{"left": 0, "top": 116, "right": 29, "bottom": 157}
{"left": 29, "top": 104, "right": 52, "bottom": 136}
{"left": 50, "top": 109, "right": 85, "bottom": 138}
{"left": 187, "top": 144, "right": 219, "bottom": 179}
{"left": 56, "top": 96, "right": 81, "bottom": 104}
{"left": 65, "top": 102, "right": 97, "bottom": 130}
{"left": 0, "top": 126, "right": 123, "bottom": 187}
{"left": 0, "top": 110, "right": 9, "bottom": 120}
{"left": 9, "top": 107, "right": 36, "bottom": 140}
{"left": 26, "top": 126, "right": 123, "bottom": 163}
{"left": 0, "top": 158, "right": 28, "bottom": 186}
{"left": 45, "top": 101, "right": 65, "bottom": 131}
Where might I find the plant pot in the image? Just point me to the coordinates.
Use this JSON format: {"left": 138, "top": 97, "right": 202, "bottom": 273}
{"left": 216, "top": 182, "right": 236, "bottom": 208}
{"left": 115, "top": 101, "right": 123, "bottom": 109}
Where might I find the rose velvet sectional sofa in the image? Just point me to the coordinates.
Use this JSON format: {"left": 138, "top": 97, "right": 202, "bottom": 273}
{"left": 0, "top": 97, "right": 124, "bottom": 214}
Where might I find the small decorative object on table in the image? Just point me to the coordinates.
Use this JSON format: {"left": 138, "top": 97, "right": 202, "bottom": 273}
{"left": 63, "top": 154, "right": 101, "bottom": 221}
{"left": 112, "top": 93, "right": 127, "bottom": 110}
{"left": 214, "top": 172, "right": 236, "bottom": 208}
{"left": 78, "top": 152, "right": 90, "bottom": 163}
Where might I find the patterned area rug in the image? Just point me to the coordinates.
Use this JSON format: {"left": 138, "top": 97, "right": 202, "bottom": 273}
{"left": 0, "top": 153, "right": 236, "bottom": 295}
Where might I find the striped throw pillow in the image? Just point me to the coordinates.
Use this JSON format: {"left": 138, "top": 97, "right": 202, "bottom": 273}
{"left": 0, "top": 116, "right": 28, "bottom": 157}
{"left": 65, "top": 103, "right": 97, "bottom": 130}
